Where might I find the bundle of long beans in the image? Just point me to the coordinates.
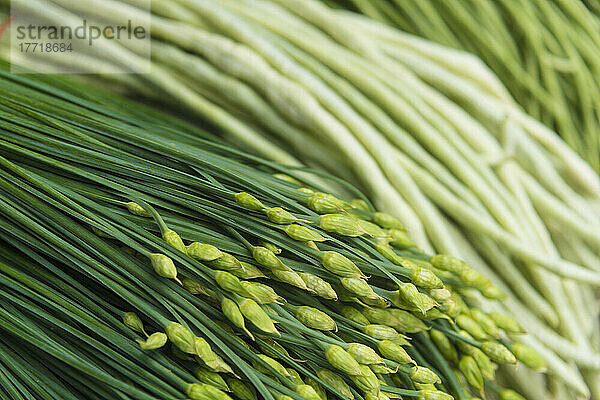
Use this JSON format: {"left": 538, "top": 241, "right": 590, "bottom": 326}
{"left": 0, "top": 69, "right": 544, "bottom": 400}
{"left": 3, "top": 1, "right": 600, "bottom": 399}
{"left": 327, "top": 0, "right": 600, "bottom": 173}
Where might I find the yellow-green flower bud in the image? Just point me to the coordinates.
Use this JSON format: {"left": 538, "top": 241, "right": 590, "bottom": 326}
{"left": 470, "top": 310, "right": 500, "bottom": 338}
{"left": 295, "top": 306, "right": 337, "bottom": 331}
{"left": 305, "top": 377, "right": 327, "bottom": 400}
{"left": 271, "top": 269, "right": 308, "bottom": 290}
{"left": 374, "top": 243, "right": 404, "bottom": 265}
{"left": 488, "top": 313, "right": 525, "bottom": 334}
{"left": 340, "top": 277, "right": 378, "bottom": 300}
{"left": 341, "top": 306, "right": 370, "bottom": 326}
{"left": 296, "top": 385, "right": 322, "bottom": 400}
{"left": 187, "top": 242, "right": 223, "bottom": 261}
{"left": 499, "top": 389, "right": 526, "bottom": 400}
{"left": 458, "top": 356, "right": 483, "bottom": 391}
{"left": 455, "top": 330, "right": 477, "bottom": 355}
{"left": 122, "top": 312, "right": 147, "bottom": 336}
{"left": 299, "top": 273, "right": 338, "bottom": 300}
{"left": 286, "top": 368, "right": 304, "bottom": 386}
{"left": 187, "top": 383, "right": 233, "bottom": 400}
{"left": 298, "top": 187, "right": 315, "bottom": 194}
{"left": 388, "top": 229, "right": 416, "bottom": 249}
{"left": 418, "top": 390, "right": 454, "bottom": 400}
{"left": 241, "top": 281, "right": 282, "bottom": 304}
{"left": 430, "top": 254, "right": 467, "bottom": 273}
{"left": 363, "top": 325, "right": 402, "bottom": 341}
{"left": 481, "top": 284, "right": 506, "bottom": 300}
{"left": 238, "top": 298, "right": 279, "bottom": 335}
{"left": 372, "top": 212, "right": 404, "bottom": 230}
{"left": 196, "top": 368, "right": 229, "bottom": 392}
{"left": 138, "top": 332, "right": 167, "bottom": 350}
{"left": 410, "top": 366, "right": 441, "bottom": 384}
{"left": 208, "top": 253, "right": 243, "bottom": 272}
{"left": 471, "top": 349, "right": 495, "bottom": 380}
{"left": 215, "top": 271, "right": 246, "bottom": 295}
{"left": 235, "top": 192, "right": 265, "bottom": 211}
{"left": 166, "top": 322, "right": 196, "bottom": 354}
{"left": 410, "top": 268, "right": 443, "bottom": 289}
{"left": 252, "top": 246, "right": 290, "bottom": 271}
{"left": 350, "top": 199, "right": 370, "bottom": 212}
{"left": 317, "top": 369, "right": 354, "bottom": 399}
{"left": 510, "top": 343, "right": 547, "bottom": 371}
{"left": 419, "top": 308, "right": 452, "bottom": 323}
{"left": 227, "top": 379, "right": 257, "bottom": 400}
{"left": 273, "top": 173, "right": 302, "bottom": 185}
{"left": 149, "top": 253, "right": 181, "bottom": 284}
{"left": 254, "top": 354, "right": 289, "bottom": 377}
{"left": 232, "top": 262, "right": 267, "bottom": 280}
{"left": 194, "top": 337, "right": 218, "bottom": 368}
{"left": 125, "top": 201, "right": 151, "bottom": 217}
{"left": 459, "top": 269, "right": 490, "bottom": 289}
{"left": 388, "top": 309, "right": 429, "bottom": 333}
{"left": 363, "top": 308, "right": 396, "bottom": 326}
{"left": 370, "top": 365, "right": 396, "bottom": 375}
{"left": 182, "top": 279, "right": 217, "bottom": 299}
{"left": 430, "top": 330, "right": 458, "bottom": 365}
{"left": 350, "top": 364, "right": 380, "bottom": 394}
{"left": 321, "top": 251, "right": 365, "bottom": 278}
{"left": 415, "top": 383, "right": 437, "bottom": 391}
{"left": 347, "top": 343, "right": 383, "bottom": 365}
{"left": 163, "top": 229, "right": 186, "bottom": 253}
{"left": 377, "top": 340, "right": 414, "bottom": 365}
{"left": 267, "top": 207, "right": 298, "bottom": 224}
{"left": 307, "top": 192, "right": 345, "bottom": 214}
{"left": 319, "top": 214, "right": 366, "bottom": 237}
{"left": 358, "top": 219, "right": 385, "bottom": 237}
{"left": 261, "top": 242, "right": 281, "bottom": 254}
{"left": 221, "top": 298, "right": 252, "bottom": 338}
{"left": 394, "top": 283, "right": 437, "bottom": 314}
{"left": 428, "top": 288, "right": 453, "bottom": 306}
{"left": 325, "top": 345, "right": 363, "bottom": 376}
{"left": 284, "top": 224, "right": 326, "bottom": 242}
{"left": 456, "top": 315, "right": 487, "bottom": 341}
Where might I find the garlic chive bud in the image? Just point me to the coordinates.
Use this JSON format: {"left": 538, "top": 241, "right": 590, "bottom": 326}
{"left": 307, "top": 192, "right": 345, "bottom": 214}
{"left": 481, "top": 284, "right": 506, "bottom": 300}
{"left": 122, "top": 312, "right": 147, "bottom": 337}
{"left": 162, "top": 229, "right": 186, "bottom": 253}
{"left": 258, "top": 339, "right": 291, "bottom": 360}
{"left": 510, "top": 343, "right": 547, "bottom": 371}
{"left": 388, "top": 309, "right": 429, "bottom": 333}
{"left": 208, "top": 253, "right": 243, "bottom": 271}
{"left": 350, "top": 364, "right": 380, "bottom": 394}
{"left": 295, "top": 306, "right": 337, "bottom": 331}
{"left": 459, "top": 269, "right": 490, "bottom": 289}
{"left": 418, "top": 390, "right": 454, "bottom": 400}
{"left": 471, "top": 349, "right": 495, "bottom": 380}
{"left": 187, "top": 242, "right": 223, "bottom": 261}
{"left": 395, "top": 283, "right": 437, "bottom": 314}
{"left": 210, "top": 355, "right": 235, "bottom": 375}
{"left": 273, "top": 173, "right": 302, "bottom": 185}
{"left": 241, "top": 281, "right": 282, "bottom": 304}
{"left": 182, "top": 278, "right": 217, "bottom": 299}
{"left": 430, "top": 330, "right": 458, "bottom": 365}
{"left": 187, "top": 383, "right": 233, "bottom": 400}
{"left": 372, "top": 212, "right": 404, "bottom": 230}
{"left": 362, "top": 307, "right": 395, "bottom": 326}
{"left": 319, "top": 214, "right": 366, "bottom": 237}
{"left": 317, "top": 369, "right": 354, "bottom": 399}
{"left": 410, "top": 268, "right": 443, "bottom": 289}
{"left": 305, "top": 377, "right": 326, "bottom": 400}
{"left": 234, "top": 192, "right": 265, "bottom": 211}
{"left": 261, "top": 242, "right": 281, "bottom": 254}
{"left": 298, "top": 273, "right": 338, "bottom": 300}
{"left": 227, "top": 378, "right": 258, "bottom": 400}
{"left": 363, "top": 325, "right": 402, "bottom": 341}
{"left": 347, "top": 343, "right": 383, "bottom": 365}
{"left": 455, "top": 330, "right": 477, "bottom": 355}
{"left": 138, "top": 332, "right": 167, "bottom": 350}
{"left": 388, "top": 229, "right": 416, "bottom": 249}
{"left": 271, "top": 269, "right": 308, "bottom": 290}
{"left": 410, "top": 366, "right": 441, "bottom": 384}
{"left": 499, "top": 389, "right": 527, "bottom": 400}
{"left": 340, "top": 277, "right": 378, "bottom": 299}
{"left": 470, "top": 310, "right": 500, "bottom": 338}
{"left": 252, "top": 246, "right": 290, "bottom": 271}
{"left": 196, "top": 368, "right": 229, "bottom": 392}
{"left": 341, "top": 306, "right": 370, "bottom": 326}
{"left": 358, "top": 219, "right": 385, "bottom": 237}
{"left": 284, "top": 224, "right": 326, "bottom": 242}
{"left": 194, "top": 337, "right": 218, "bottom": 366}
{"left": 458, "top": 356, "right": 483, "bottom": 391}
{"left": 430, "top": 254, "right": 467, "bottom": 273}
{"left": 428, "top": 288, "right": 453, "bottom": 306}
{"left": 232, "top": 262, "right": 267, "bottom": 280}
{"left": 321, "top": 251, "right": 365, "bottom": 278}
{"left": 374, "top": 243, "right": 403, "bottom": 265}
{"left": 215, "top": 271, "right": 246, "bottom": 295}
{"left": 149, "top": 253, "right": 181, "bottom": 284}
{"left": 125, "top": 201, "right": 152, "bottom": 217}
{"left": 287, "top": 368, "right": 304, "bottom": 386}
{"left": 266, "top": 207, "right": 298, "bottom": 224}
{"left": 254, "top": 354, "right": 289, "bottom": 377}
{"left": 325, "top": 345, "right": 364, "bottom": 376}
{"left": 456, "top": 315, "right": 488, "bottom": 341}
{"left": 488, "top": 312, "right": 525, "bottom": 334}
{"left": 166, "top": 322, "right": 196, "bottom": 354}
{"left": 370, "top": 364, "right": 396, "bottom": 375}
{"left": 296, "top": 385, "right": 322, "bottom": 400}
{"left": 378, "top": 340, "right": 414, "bottom": 365}
{"left": 350, "top": 199, "right": 370, "bottom": 211}
{"left": 238, "top": 298, "right": 279, "bottom": 335}
{"left": 420, "top": 308, "right": 452, "bottom": 322}
{"left": 221, "top": 298, "right": 252, "bottom": 339}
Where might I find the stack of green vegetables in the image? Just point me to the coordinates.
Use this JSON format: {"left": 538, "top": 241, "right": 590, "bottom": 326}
{"left": 0, "top": 69, "right": 544, "bottom": 400}
{"left": 4, "top": 1, "right": 598, "bottom": 398}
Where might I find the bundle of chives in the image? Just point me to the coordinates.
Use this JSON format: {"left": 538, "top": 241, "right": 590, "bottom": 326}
{"left": 0, "top": 70, "right": 542, "bottom": 400}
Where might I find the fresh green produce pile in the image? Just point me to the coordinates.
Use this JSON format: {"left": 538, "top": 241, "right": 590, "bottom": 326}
{"left": 0, "top": 70, "right": 545, "bottom": 400}
{"left": 327, "top": 0, "right": 600, "bottom": 172}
